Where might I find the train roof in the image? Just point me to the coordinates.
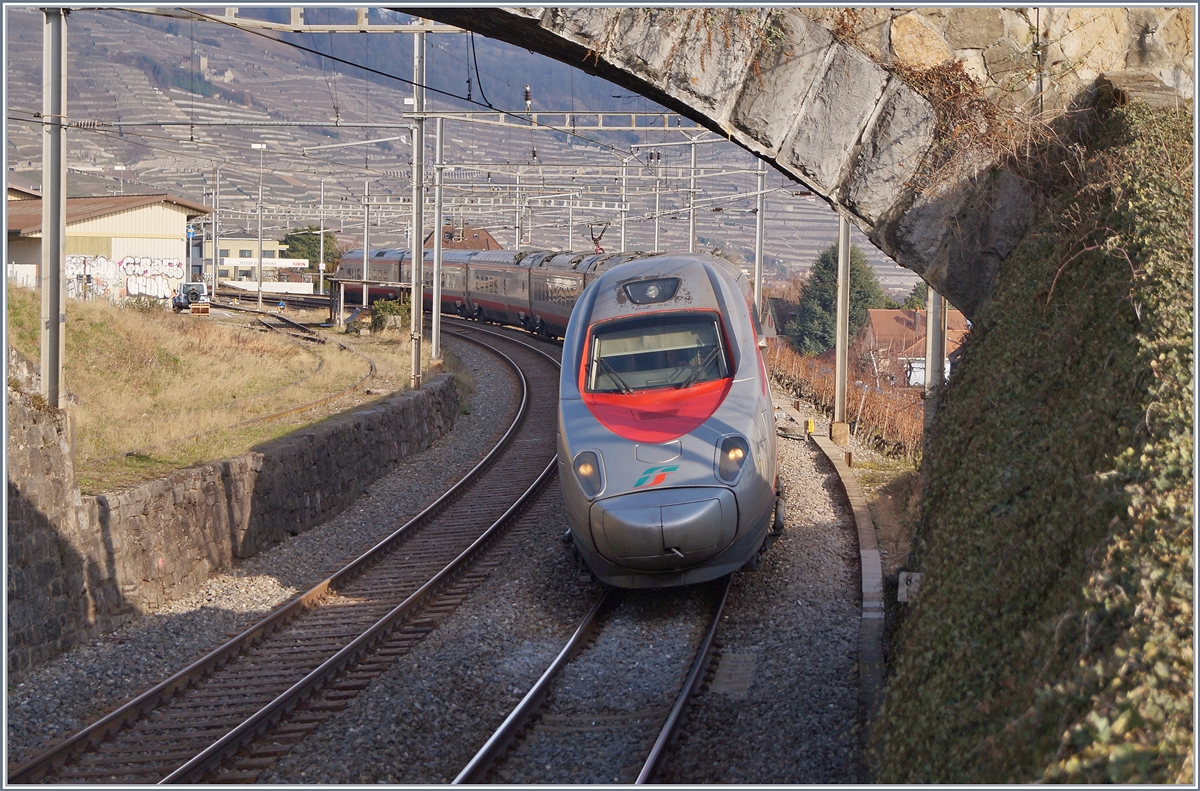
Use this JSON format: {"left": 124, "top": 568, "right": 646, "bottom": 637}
{"left": 583, "top": 253, "right": 742, "bottom": 325}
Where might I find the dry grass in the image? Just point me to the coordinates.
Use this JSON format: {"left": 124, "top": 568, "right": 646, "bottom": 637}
{"left": 7, "top": 287, "right": 463, "bottom": 493}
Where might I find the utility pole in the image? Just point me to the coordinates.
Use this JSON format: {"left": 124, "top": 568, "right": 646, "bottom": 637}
{"left": 40, "top": 7, "right": 66, "bottom": 407}
{"left": 252, "top": 143, "right": 265, "bottom": 309}
{"left": 362, "top": 179, "right": 369, "bottom": 309}
{"left": 923, "top": 287, "right": 947, "bottom": 432}
{"left": 620, "top": 156, "right": 629, "bottom": 251}
{"left": 212, "top": 164, "right": 220, "bottom": 293}
{"left": 688, "top": 137, "right": 697, "bottom": 253}
{"left": 515, "top": 170, "right": 522, "bottom": 248}
{"left": 431, "top": 116, "right": 444, "bottom": 365}
{"left": 653, "top": 151, "right": 661, "bottom": 252}
{"left": 317, "top": 178, "right": 325, "bottom": 295}
{"left": 753, "top": 158, "right": 766, "bottom": 317}
{"left": 410, "top": 29, "right": 425, "bottom": 389}
{"left": 831, "top": 215, "right": 851, "bottom": 446}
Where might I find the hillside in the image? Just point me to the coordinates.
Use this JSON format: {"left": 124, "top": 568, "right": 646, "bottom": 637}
{"left": 4, "top": 7, "right": 917, "bottom": 288}
{"left": 874, "top": 102, "right": 1192, "bottom": 783}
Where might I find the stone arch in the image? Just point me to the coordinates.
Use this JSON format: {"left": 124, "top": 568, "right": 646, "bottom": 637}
{"left": 411, "top": 7, "right": 1025, "bottom": 319}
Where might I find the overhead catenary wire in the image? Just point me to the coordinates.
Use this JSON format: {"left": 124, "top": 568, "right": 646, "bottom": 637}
{"left": 132, "top": 6, "right": 684, "bottom": 169}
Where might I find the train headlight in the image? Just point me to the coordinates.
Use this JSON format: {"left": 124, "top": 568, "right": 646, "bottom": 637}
{"left": 573, "top": 451, "right": 604, "bottom": 498}
{"left": 624, "top": 277, "right": 680, "bottom": 304}
{"left": 716, "top": 436, "right": 750, "bottom": 483}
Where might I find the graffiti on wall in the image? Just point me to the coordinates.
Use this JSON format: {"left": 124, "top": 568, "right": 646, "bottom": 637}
{"left": 65, "top": 255, "right": 186, "bottom": 301}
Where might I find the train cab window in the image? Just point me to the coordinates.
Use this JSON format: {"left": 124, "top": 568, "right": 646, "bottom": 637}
{"left": 587, "top": 313, "right": 730, "bottom": 393}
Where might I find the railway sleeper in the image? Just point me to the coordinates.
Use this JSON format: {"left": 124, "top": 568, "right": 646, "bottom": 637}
{"left": 211, "top": 768, "right": 262, "bottom": 783}
{"left": 298, "top": 699, "right": 348, "bottom": 713}
{"left": 72, "top": 749, "right": 202, "bottom": 766}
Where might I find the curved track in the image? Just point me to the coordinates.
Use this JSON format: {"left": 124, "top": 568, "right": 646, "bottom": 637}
{"left": 8, "top": 330, "right": 561, "bottom": 785}
{"left": 454, "top": 575, "right": 732, "bottom": 785}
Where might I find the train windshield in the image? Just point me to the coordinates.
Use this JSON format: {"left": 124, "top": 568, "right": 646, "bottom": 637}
{"left": 587, "top": 313, "right": 730, "bottom": 393}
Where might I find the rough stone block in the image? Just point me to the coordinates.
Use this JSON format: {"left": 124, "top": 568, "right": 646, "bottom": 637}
{"left": 665, "top": 9, "right": 768, "bottom": 121}
{"left": 604, "top": 8, "right": 695, "bottom": 89}
{"left": 542, "top": 6, "right": 618, "bottom": 51}
{"left": 780, "top": 43, "right": 888, "bottom": 194}
{"left": 731, "top": 10, "right": 833, "bottom": 152}
{"left": 945, "top": 8, "right": 1005, "bottom": 50}
{"left": 890, "top": 12, "right": 952, "bottom": 68}
{"left": 845, "top": 79, "right": 936, "bottom": 223}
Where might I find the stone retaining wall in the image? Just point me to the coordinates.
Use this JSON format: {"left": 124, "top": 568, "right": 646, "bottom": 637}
{"left": 7, "top": 351, "right": 460, "bottom": 677}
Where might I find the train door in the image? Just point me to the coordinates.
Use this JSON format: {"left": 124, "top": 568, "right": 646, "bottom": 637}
{"left": 439, "top": 252, "right": 468, "bottom": 316}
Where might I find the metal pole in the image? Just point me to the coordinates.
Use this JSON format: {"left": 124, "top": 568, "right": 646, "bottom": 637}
{"left": 254, "top": 144, "right": 264, "bottom": 310}
{"left": 620, "top": 157, "right": 628, "bottom": 251}
{"left": 432, "top": 116, "right": 444, "bottom": 362}
{"left": 213, "top": 165, "right": 220, "bottom": 293}
{"left": 924, "top": 288, "right": 946, "bottom": 393}
{"left": 568, "top": 200, "right": 573, "bottom": 250}
{"left": 688, "top": 138, "right": 697, "bottom": 253}
{"left": 754, "top": 158, "right": 766, "bottom": 318}
{"left": 40, "top": 8, "right": 66, "bottom": 407}
{"left": 410, "top": 30, "right": 425, "bottom": 389}
{"left": 831, "top": 215, "right": 851, "bottom": 444}
{"left": 318, "top": 179, "right": 325, "bottom": 295}
{"left": 653, "top": 153, "right": 661, "bottom": 252}
{"left": 338, "top": 281, "right": 345, "bottom": 327}
{"left": 362, "top": 180, "right": 369, "bottom": 308}
{"left": 515, "top": 171, "right": 522, "bottom": 248}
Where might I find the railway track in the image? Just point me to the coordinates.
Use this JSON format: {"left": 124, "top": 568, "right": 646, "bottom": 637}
{"left": 454, "top": 575, "right": 731, "bottom": 785}
{"left": 8, "top": 330, "right": 561, "bottom": 785}
{"left": 213, "top": 291, "right": 330, "bottom": 312}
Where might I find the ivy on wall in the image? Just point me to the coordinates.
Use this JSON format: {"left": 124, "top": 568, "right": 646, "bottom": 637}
{"left": 873, "top": 102, "right": 1192, "bottom": 783}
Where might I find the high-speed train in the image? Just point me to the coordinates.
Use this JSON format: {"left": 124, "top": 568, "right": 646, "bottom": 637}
{"left": 334, "top": 248, "right": 782, "bottom": 586}
{"left": 558, "top": 254, "right": 780, "bottom": 588}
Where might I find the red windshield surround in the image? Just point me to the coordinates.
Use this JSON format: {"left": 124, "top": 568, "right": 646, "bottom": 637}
{"left": 578, "top": 312, "right": 735, "bottom": 442}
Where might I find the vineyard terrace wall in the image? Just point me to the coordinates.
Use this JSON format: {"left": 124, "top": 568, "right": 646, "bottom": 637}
{"left": 6, "top": 363, "right": 459, "bottom": 678}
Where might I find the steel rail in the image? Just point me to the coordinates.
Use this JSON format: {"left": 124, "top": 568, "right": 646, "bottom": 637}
{"left": 7, "top": 334, "right": 532, "bottom": 785}
{"left": 452, "top": 588, "right": 620, "bottom": 785}
{"left": 636, "top": 574, "right": 734, "bottom": 783}
{"left": 451, "top": 573, "right": 731, "bottom": 785}
{"left": 162, "top": 456, "right": 559, "bottom": 783}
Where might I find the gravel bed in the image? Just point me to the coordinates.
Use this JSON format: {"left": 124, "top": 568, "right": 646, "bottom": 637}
{"left": 10, "top": 367, "right": 870, "bottom": 783}
{"left": 499, "top": 587, "right": 713, "bottom": 784}
{"left": 5, "top": 338, "right": 519, "bottom": 768}
{"left": 262, "top": 479, "right": 605, "bottom": 785}
{"left": 653, "top": 402, "right": 863, "bottom": 783}
{"left": 264, "top": 383, "right": 865, "bottom": 784}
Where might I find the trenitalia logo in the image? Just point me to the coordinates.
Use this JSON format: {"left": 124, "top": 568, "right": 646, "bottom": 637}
{"left": 634, "top": 464, "right": 679, "bottom": 488}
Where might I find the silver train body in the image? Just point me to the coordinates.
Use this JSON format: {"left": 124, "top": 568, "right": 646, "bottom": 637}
{"left": 558, "top": 254, "right": 779, "bottom": 588}
{"left": 334, "top": 248, "right": 779, "bottom": 587}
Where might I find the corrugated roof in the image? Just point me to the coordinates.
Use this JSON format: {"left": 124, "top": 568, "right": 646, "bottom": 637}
{"left": 6, "top": 193, "right": 211, "bottom": 235}
{"left": 6, "top": 171, "right": 41, "bottom": 198}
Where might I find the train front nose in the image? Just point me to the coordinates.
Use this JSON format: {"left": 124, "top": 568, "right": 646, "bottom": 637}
{"left": 588, "top": 488, "right": 737, "bottom": 571}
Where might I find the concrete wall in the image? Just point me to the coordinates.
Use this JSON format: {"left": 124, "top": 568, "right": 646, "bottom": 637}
{"left": 6, "top": 347, "right": 460, "bottom": 677}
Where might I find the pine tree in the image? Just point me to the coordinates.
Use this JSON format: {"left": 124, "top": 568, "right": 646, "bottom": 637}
{"left": 784, "top": 242, "right": 895, "bottom": 355}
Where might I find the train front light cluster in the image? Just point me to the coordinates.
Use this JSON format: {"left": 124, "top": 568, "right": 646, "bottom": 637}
{"left": 716, "top": 436, "right": 750, "bottom": 483}
{"left": 573, "top": 451, "right": 604, "bottom": 498}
